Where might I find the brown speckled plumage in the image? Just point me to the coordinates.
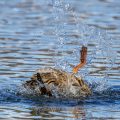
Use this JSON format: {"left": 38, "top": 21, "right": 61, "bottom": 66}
{"left": 23, "top": 67, "right": 91, "bottom": 98}
{"left": 23, "top": 46, "right": 91, "bottom": 98}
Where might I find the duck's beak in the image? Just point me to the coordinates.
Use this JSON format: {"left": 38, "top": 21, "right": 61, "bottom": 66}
{"left": 72, "top": 46, "right": 87, "bottom": 74}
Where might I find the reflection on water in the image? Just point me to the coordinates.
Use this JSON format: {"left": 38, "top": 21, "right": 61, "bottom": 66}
{"left": 0, "top": 105, "right": 86, "bottom": 119}
{"left": 0, "top": 0, "right": 120, "bottom": 119}
{"left": 31, "top": 106, "right": 86, "bottom": 119}
{"left": 0, "top": 100, "right": 120, "bottom": 120}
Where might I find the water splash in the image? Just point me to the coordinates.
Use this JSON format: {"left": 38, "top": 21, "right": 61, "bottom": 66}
{"left": 50, "top": 0, "right": 117, "bottom": 92}
{"left": 51, "top": 0, "right": 68, "bottom": 70}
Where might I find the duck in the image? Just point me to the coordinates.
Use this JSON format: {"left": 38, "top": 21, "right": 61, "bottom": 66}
{"left": 23, "top": 46, "right": 91, "bottom": 98}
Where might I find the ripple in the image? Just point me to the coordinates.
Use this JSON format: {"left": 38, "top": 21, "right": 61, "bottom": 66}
{"left": 0, "top": 0, "right": 120, "bottom": 119}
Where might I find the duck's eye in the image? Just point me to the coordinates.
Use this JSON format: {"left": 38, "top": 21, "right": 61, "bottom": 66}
{"left": 72, "top": 83, "right": 79, "bottom": 86}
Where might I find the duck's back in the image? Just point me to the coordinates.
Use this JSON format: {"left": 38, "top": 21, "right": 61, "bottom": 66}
{"left": 24, "top": 67, "right": 91, "bottom": 98}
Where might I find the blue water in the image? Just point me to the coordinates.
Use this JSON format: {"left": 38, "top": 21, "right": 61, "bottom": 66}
{"left": 0, "top": 0, "right": 120, "bottom": 119}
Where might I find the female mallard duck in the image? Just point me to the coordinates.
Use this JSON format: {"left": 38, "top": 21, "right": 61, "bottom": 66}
{"left": 23, "top": 46, "right": 91, "bottom": 98}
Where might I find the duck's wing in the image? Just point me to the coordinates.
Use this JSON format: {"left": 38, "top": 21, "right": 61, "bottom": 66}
{"left": 36, "top": 73, "right": 52, "bottom": 96}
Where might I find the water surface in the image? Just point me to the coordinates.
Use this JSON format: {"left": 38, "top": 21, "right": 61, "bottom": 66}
{"left": 0, "top": 0, "right": 120, "bottom": 119}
